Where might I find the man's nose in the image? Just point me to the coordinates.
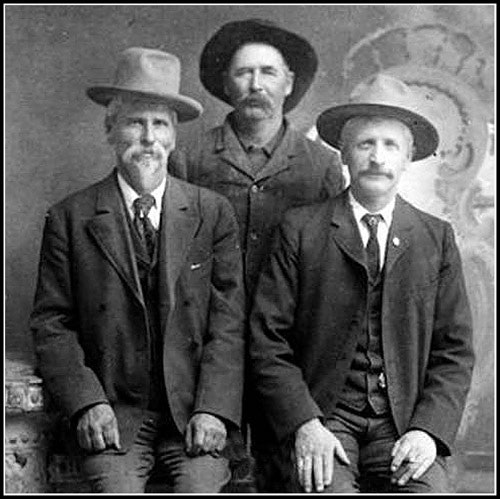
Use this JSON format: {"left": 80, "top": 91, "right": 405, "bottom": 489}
{"left": 369, "top": 144, "right": 386, "bottom": 166}
{"left": 141, "top": 123, "right": 155, "bottom": 144}
{"left": 250, "top": 70, "right": 263, "bottom": 92}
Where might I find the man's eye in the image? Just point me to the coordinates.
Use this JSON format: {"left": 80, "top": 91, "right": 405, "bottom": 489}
{"left": 234, "top": 69, "right": 251, "bottom": 77}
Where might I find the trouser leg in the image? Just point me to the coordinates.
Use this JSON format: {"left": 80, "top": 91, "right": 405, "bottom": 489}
{"left": 156, "top": 433, "right": 231, "bottom": 493}
{"left": 79, "top": 413, "right": 159, "bottom": 493}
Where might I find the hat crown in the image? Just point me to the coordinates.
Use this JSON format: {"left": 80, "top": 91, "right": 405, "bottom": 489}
{"left": 112, "top": 47, "right": 181, "bottom": 97}
{"left": 350, "top": 73, "right": 415, "bottom": 109}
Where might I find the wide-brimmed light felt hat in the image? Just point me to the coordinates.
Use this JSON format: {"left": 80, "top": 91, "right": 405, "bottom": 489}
{"left": 87, "top": 47, "right": 203, "bottom": 122}
{"left": 316, "top": 73, "right": 439, "bottom": 161}
{"left": 199, "top": 18, "right": 318, "bottom": 114}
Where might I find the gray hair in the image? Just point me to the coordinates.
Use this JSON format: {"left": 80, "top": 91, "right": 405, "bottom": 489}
{"left": 339, "top": 116, "right": 415, "bottom": 160}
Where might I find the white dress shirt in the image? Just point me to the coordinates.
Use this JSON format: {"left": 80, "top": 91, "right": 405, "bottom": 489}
{"left": 348, "top": 191, "right": 395, "bottom": 271}
{"left": 117, "top": 171, "right": 166, "bottom": 230}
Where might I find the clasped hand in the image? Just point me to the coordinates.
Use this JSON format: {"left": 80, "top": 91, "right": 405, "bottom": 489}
{"left": 295, "top": 418, "right": 349, "bottom": 493}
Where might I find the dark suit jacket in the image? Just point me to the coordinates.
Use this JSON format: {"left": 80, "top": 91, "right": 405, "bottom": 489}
{"left": 249, "top": 190, "right": 474, "bottom": 455}
{"left": 170, "top": 115, "right": 344, "bottom": 296}
{"left": 30, "top": 171, "right": 245, "bottom": 451}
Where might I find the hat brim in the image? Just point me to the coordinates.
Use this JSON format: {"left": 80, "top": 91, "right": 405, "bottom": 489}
{"left": 86, "top": 86, "right": 203, "bottom": 122}
{"left": 200, "top": 20, "right": 318, "bottom": 113}
{"left": 316, "top": 103, "right": 439, "bottom": 161}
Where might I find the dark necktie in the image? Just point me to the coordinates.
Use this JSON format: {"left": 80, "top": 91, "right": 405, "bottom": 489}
{"left": 133, "top": 194, "right": 157, "bottom": 260}
{"left": 362, "top": 214, "right": 382, "bottom": 281}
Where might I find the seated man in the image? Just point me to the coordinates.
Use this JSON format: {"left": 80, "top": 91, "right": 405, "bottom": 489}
{"left": 30, "top": 47, "right": 245, "bottom": 493}
{"left": 249, "top": 73, "right": 474, "bottom": 493}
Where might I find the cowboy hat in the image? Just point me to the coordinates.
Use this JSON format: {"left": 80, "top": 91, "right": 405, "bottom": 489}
{"left": 87, "top": 47, "right": 203, "bottom": 122}
{"left": 199, "top": 18, "right": 318, "bottom": 113}
{"left": 316, "top": 73, "right": 439, "bottom": 161}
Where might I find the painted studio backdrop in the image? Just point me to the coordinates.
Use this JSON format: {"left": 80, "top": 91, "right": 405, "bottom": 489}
{"left": 5, "top": 4, "right": 495, "bottom": 491}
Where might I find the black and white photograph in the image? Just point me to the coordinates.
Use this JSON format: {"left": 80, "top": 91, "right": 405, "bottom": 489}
{"left": 5, "top": 4, "right": 495, "bottom": 494}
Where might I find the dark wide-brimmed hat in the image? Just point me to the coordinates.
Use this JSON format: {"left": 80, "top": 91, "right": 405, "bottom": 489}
{"left": 87, "top": 47, "right": 203, "bottom": 122}
{"left": 316, "top": 73, "right": 439, "bottom": 161}
{"left": 199, "top": 18, "right": 318, "bottom": 113}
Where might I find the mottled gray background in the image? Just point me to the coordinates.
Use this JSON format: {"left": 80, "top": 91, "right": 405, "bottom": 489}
{"left": 5, "top": 4, "right": 495, "bottom": 484}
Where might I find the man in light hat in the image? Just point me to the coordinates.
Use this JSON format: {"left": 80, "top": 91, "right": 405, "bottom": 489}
{"left": 174, "top": 18, "right": 344, "bottom": 299}
{"left": 30, "top": 47, "right": 245, "bottom": 493}
{"left": 249, "top": 73, "right": 474, "bottom": 493}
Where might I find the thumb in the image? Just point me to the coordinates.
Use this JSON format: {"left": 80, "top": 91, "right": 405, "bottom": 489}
{"left": 112, "top": 424, "right": 121, "bottom": 450}
{"left": 334, "top": 441, "right": 350, "bottom": 465}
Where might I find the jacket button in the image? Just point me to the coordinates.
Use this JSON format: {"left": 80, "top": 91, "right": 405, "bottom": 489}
{"left": 249, "top": 232, "right": 258, "bottom": 241}
{"left": 251, "top": 184, "right": 259, "bottom": 193}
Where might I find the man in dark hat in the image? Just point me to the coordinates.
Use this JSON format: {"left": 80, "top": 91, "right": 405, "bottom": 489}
{"left": 249, "top": 73, "right": 474, "bottom": 493}
{"left": 174, "top": 18, "right": 344, "bottom": 299}
{"left": 30, "top": 47, "right": 245, "bottom": 493}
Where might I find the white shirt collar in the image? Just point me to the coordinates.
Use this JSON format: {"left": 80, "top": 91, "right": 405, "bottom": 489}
{"left": 348, "top": 190, "right": 395, "bottom": 228}
{"left": 116, "top": 171, "right": 166, "bottom": 229}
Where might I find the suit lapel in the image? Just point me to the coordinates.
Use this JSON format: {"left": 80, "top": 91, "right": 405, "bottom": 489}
{"left": 86, "top": 171, "right": 143, "bottom": 305}
{"left": 384, "top": 195, "right": 414, "bottom": 277}
{"left": 158, "top": 178, "right": 201, "bottom": 321}
{"left": 330, "top": 192, "right": 367, "bottom": 270}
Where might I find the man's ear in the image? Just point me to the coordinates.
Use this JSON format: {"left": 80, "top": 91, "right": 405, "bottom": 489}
{"left": 222, "top": 71, "right": 230, "bottom": 98}
{"left": 285, "top": 70, "right": 295, "bottom": 97}
{"left": 106, "top": 129, "right": 115, "bottom": 145}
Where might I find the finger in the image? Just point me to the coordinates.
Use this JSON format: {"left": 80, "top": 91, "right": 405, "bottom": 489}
{"left": 412, "top": 458, "right": 433, "bottom": 480}
{"left": 313, "top": 454, "right": 324, "bottom": 492}
{"left": 391, "top": 462, "right": 410, "bottom": 482}
{"left": 296, "top": 455, "right": 305, "bottom": 486}
{"left": 396, "top": 466, "right": 416, "bottom": 486}
{"left": 90, "top": 430, "right": 106, "bottom": 451}
{"left": 192, "top": 424, "right": 205, "bottom": 455}
{"left": 391, "top": 445, "right": 411, "bottom": 472}
{"left": 214, "top": 432, "right": 226, "bottom": 452}
{"left": 77, "top": 426, "right": 92, "bottom": 451}
{"left": 393, "top": 462, "right": 419, "bottom": 486}
{"left": 113, "top": 426, "right": 121, "bottom": 450}
{"left": 302, "top": 455, "right": 313, "bottom": 493}
{"left": 202, "top": 430, "right": 217, "bottom": 453}
{"left": 103, "top": 422, "right": 121, "bottom": 450}
{"left": 334, "top": 441, "right": 350, "bottom": 465}
{"left": 185, "top": 422, "right": 193, "bottom": 454}
{"left": 323, "top": 449, "right": 333, "bottom": 487}
{"left": 391, "top": 439, "right": 401, "bottom": 457}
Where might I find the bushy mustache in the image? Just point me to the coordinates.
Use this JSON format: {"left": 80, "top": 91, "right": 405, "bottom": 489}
{"left": 361, "top": 165, "right": 394, "bottom": 179}
{"left": 238, "top": 93, "right": 273, "bottom": 109}
{"left": 127, "top": 145, "right": 168, "bottom": 161}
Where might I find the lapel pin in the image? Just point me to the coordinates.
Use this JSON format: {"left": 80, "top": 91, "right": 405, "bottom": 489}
{"left": 393, "top": 237, "right": 400, "bottom": 247}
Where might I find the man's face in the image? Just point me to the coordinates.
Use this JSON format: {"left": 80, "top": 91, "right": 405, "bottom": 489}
{"left": 107, "top": 99, "right": 176, "bottom": 193}
{"left": 223, "top": 42, "right": 294, "bottom": 120}
{"left": 342, "top": 117, "right": 413, "bottom": 202}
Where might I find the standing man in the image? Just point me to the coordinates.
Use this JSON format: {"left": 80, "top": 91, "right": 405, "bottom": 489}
{"left": 174, "top": 18, "right": 344, "bottom": 298}
{"left": 249, "top": 73, "right": 474, "bottom": 493}
{"left": 30, "top": 47, "right": 245, "bottom": 493}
